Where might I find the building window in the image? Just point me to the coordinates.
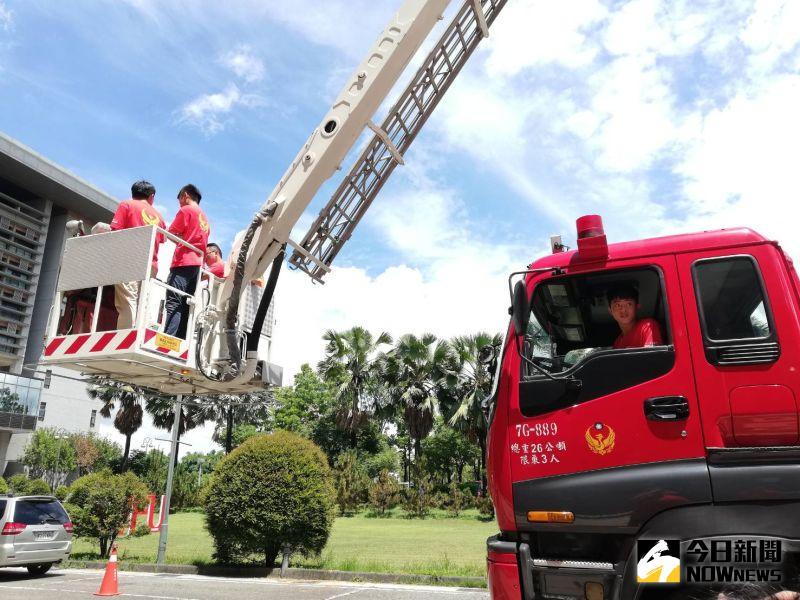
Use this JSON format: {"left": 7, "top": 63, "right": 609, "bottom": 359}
{"left": 90, "top": 409, "right": 97, "bottom": 428}
{"left": 38, "top": 401, "right": 46, "bottom": 421}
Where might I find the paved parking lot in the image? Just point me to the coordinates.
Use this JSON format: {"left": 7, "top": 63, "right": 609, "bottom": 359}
{"left": 0, "top": 568, "right": 489, "bottom": 600}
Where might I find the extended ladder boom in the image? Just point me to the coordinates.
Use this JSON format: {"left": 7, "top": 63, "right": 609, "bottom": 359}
{"left": 289, "top": 0, "right": 508, "bottom": 282}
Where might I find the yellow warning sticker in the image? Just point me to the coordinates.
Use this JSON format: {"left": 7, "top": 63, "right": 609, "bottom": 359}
{"left": 155, "top": 333, "right": 181, "bottom": 352}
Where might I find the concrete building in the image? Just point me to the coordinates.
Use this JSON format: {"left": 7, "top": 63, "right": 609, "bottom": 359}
{"left": 0, "top": 131, "right": 116, "bottom": 475}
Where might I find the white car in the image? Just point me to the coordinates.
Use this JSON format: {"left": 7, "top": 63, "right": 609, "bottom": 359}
{"left": 0, "top": 495, "right": 73, "bottom": 575}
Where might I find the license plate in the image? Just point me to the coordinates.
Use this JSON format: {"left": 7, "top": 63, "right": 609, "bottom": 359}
{"left": 34, "top": 531, "right": 55, "bottom": 541}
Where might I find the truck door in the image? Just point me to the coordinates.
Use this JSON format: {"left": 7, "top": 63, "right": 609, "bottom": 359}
{"left": 509, "top": 255, "right": 711, "bottom": 533}
{"left": 676, "top": 244, "right": 800, "bottom": 502}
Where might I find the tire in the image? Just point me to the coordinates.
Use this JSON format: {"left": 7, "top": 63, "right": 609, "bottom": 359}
{"left": 26, "top": 563, "right": 52, "bottom": 577}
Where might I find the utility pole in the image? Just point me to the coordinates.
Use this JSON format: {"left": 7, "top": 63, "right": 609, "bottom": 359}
{"left": 156, "top": 394, "right": 182, "bottom": 565}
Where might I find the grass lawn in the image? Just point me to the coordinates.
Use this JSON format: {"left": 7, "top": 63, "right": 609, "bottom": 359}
{"left": 71, "top": 509, "right": 497, "bottom": 577}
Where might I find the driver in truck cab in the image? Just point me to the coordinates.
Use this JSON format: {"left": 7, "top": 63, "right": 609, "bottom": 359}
{"left": 607, "top": 284, "right": 663, "bottom": 349}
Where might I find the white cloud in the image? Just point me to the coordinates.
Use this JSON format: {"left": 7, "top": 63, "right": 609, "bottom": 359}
{"left": 178, "top": 84, "right": 263, "bottom": 135}
{"left": 220, "top": 45, "right": 265, "bottom": 83}
{"left": 485, "top": 0, "right": 607, "bottom": 75}
{"left": 676, "top": 74, "right": 800, "bottom": 259}
{"left": 740, "top": 0, "right": 800, "bottom": 75}
{"left": 585, "top": 54, "right": 679, "bottom": 172}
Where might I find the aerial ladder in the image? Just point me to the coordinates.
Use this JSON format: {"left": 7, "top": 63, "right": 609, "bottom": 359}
{"left": 39, "top": 0, "right": 509, "bottom": 393}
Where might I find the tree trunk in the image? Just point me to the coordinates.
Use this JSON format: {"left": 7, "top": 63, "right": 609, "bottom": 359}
{"left": 413, "top": 437, "right": 422, "bottom": 481}
{"left": 174, "top": 430, "right": 182, "bottom": 469}
{"left": 225, "top": 402, "right": 234, "bottom": 454}
{"left": 350, "top": 428, "right": 357, "bottom": 449}
{"left": 122, "top": 434, "right": 132, "bottom": 470}
{"left": 403, "top": 441, "right": 409, "bottom": 484}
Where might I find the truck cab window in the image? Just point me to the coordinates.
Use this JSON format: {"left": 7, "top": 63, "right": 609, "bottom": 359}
{"left": 691, "top": 255, "right": 779, "bottom": 366}
{"left": 518, "top": 267, "right": 675, "bottom": 417}
{"left": 693, "top": 256, "right": 773, "bottom": 341}
{"left": 523, "top": 267, "right": 669, "bottom": 375}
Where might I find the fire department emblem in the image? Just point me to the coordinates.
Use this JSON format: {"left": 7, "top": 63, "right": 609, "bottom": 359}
{"left": 141, "top": 209, "right": 160, "bottom": 226}
{"left": 585, "top": 423, "right": 615, "bottom": 455}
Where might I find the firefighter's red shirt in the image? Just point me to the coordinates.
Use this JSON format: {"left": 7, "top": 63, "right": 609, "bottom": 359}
{"left": 168, "top": 204, "right": 210, "bottom": 268}
{"left": 206, "top": 257, "right": 226, "bottom": 278}
{"left": 613, "top": 318, "right": 663, "bottom": 349}
{"left": 110, "top": 199, "right": 166, "bottom": 270}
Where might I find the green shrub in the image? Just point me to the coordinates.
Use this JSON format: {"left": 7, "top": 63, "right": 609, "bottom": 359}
{"left": 0, "top": 477, "right": 7, "bottom": 494}
{"left": 368, "top": 469, "right": 401, "bottom": 515}
{"left": 55, "top": 485, "right": 69, "bottom": 501}
{"left": 66, "top": 470, "right": 148, "bottom": 557}
{"left": 25, "top": 478, "right": 51, "bottom": 495}
{"left": 8, "top": 474, "right": 28, "bottom": 494}
{"left": 446, "top": 481, "right": 467, "bottom": 517}
{"left": 203, "top": 431, "right": 335, "bottom": 567}
{"left": 334, "top": 450, "right": 368, "bottom": 516}
{"left": 475, "top": 493, "right": 494, "bottom": 519}
{"left": 402, "top": 473, "right": 434, "bottom": 519}
{"left": 132, "top": 522, "right": 151, "bottom": 538}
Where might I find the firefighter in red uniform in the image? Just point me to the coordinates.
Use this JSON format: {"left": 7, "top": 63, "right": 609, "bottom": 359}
{"left": 163, "top": 184, "right": 210, "bottom": 339}
{"left": 109, "top": 180, "right": 166, "bottom": 329}
{"left": 607, "top": 284, "right": 663, "bottom": 349}
{"left": 204, "top": 243, "right": 226, "bottom": 279}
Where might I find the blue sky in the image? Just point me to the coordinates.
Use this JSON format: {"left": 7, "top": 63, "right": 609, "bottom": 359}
{"left": 1, "top": 0, "right": 799, "bottom": 452}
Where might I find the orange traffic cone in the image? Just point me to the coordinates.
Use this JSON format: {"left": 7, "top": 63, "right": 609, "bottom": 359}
{"left": 94, "top": 543, "right": 120, "bottom": 596}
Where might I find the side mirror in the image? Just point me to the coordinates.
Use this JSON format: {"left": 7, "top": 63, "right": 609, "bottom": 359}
{"left": 478, "top": 344, "right": 496, "bottom": 366}
{"left": 511, "top": 280, "right": 530, "bottom": 336}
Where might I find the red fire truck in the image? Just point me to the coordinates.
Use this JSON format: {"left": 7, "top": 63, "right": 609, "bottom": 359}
{"left": 485, "top": 215, "right": 800, "bottom": 599}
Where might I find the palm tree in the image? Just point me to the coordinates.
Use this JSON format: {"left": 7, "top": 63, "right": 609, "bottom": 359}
{"left": 208, "top": 391, "right": 273, "bottom": 454}
{"left": 383, "top": 333, "right": 455, "bottom": 472}
{"left": 446, "top": 332, "right": 502, "bottom": 493}
{"left": 86, "top": 377, "right": 144, "bottom": 470}
{"left": 145, "top": 394, "right": 213, "bottom": 466}
{"left": 317, "top": 326, "right": 392, "bottom": 448}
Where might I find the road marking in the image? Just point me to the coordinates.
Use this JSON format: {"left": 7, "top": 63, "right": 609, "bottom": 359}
{"left": 324, "top": 590, "right": 363, "bottom": 600}
{"left": 0, "top": 583, "right": 200, "bottom": 600}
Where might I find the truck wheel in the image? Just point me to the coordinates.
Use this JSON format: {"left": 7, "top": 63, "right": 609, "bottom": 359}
{"left": 27, "top": 563, "right": 52, "bottom": 576}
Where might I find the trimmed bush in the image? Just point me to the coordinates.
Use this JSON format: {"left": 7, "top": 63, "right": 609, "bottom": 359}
{"left": 55, "top": 485, "right": 69, "bottom": 501}
{"left": 67, "top": 470, "right": 148, "bottom": 557}
{"left": 8, "top": 474, "right": 27, "bottom": 494}
{"left": 203, "top": 431, "right": 335, "bottom": 567}
{"left": 0, "top": 477, "right": 7, "bottom": 494}
{"left": 25, "top": 478, "right": 51, "bottom": 495}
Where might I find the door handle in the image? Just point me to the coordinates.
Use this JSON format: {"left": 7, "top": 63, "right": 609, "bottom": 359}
{"left": 644, "top": 396, "right": 690, "bottom": 421}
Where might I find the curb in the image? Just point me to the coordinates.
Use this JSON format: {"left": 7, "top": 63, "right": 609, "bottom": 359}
{"left": 61, "top": 561, "right": 487, "bottom": 588}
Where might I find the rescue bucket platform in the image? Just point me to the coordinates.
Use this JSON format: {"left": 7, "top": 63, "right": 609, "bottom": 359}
{"left": 39, "top": 226, "right": 281, "bottom": 394}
